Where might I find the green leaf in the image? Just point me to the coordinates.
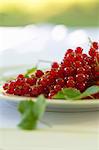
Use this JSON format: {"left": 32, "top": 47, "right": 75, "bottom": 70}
{"left": 25, "top": 67, "right": 37, "bottom": 76}
{"left": 53, "top": 91, "right": 65, "bottom": 99}
{"left": 54, "top": 86, "right": 99, "bottom": 100}
{"left": 17, "top": 95, "right": 46, "bottom": 130}
{"left": 24, "top": 74, "right": 29, "bottom": 78}
{"left": 62, "top": 88, "right": 81, "bottom": 99}
{"left": 79, "top": 86, "right": 99, "bottom": 99}
{"left": 54, "top": 88, "right": 81, "bottom": 100}
{"left": 18, "top": 100, "right": 34, "bottom": 114}
{"left": 33, "top": 95, "right": 47, "bottom": 120}
{"left": 18, "top": 107, "right": 37, "bottom": 130}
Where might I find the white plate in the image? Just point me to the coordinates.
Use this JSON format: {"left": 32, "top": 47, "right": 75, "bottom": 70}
{"left": 0, "top": 65, "right": 99, "bottom": 112}
{"left": 0, "top": 90, "right": 99, "bottom": 112}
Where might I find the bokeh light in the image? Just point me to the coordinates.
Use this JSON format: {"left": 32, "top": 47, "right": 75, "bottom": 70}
{"left": 52, "top": 25, "right": 68, "bottom": 41}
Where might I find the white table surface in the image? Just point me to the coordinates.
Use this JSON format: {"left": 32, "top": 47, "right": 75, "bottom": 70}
{"left": 0, "top": 99, "right": 99, "bottom": 150}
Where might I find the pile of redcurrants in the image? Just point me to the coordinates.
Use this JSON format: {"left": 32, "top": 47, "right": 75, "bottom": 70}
{"left": 3, "top": 41, "right": 99, "bottom": 99}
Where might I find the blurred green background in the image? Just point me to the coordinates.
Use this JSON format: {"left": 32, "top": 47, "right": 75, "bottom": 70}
{"left": 0, "top": 0, "right": 99, "bottom": 26}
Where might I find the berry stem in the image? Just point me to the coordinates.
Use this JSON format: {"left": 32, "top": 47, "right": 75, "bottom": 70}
{"left": 88, "top": 37, "right": 92, "bottom": 44}
{"left": 36, "top": 59, "right": 52, "bottom": 68}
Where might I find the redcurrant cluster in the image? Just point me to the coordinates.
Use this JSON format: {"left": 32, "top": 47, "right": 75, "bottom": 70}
{"left": 3, "top": 41, "right": 99, "bottom": 99}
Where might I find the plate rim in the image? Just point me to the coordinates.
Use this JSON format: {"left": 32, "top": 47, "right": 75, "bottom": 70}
{"left": 0, "top": 91, "right": 99, "bottom": 106}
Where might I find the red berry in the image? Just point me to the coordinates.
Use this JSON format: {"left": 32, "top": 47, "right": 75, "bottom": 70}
{"left": 7, "top": 88, "right": 14, "bottom": 94}
{"left": 77, "top": 67, "right": 85, "bottom": 74}
{"left": 54, "top": 85, "right": 61, "bottom": 92}
{"left": 64, "top": 77, "right": 68, "bottom": 82}
{"left": 3, "top": 83, "right": 9, "bottom": 90}
{"left": 22, "top": 84, "right": 30, "bottom": 95}
{"left": 74, "top": 61, "right": 82, "bottom": 68}
{"left": 66, "top": 52, "right": 75, "bottom": 62}
{"left": 48, "top": 90, "right": 56, "bottom": 99}
{"left": 17, "top": 74, "right": 24, "bottom": 79}
{"left": 95, "top": 66, "right": 99, "bottom": 72}
{"left": 96, "top": 52, "right": 99, "bottom": 61}
{"left": 58, "top": 68, "right": 64, "bottom": 78}
{"left": 75, "top": 47, "right": 83, "bottom": 54}
{"left": 94, "top": 66, "right": 99, "bottom": 78}
{"left": 14, "top": 88, "right": 22, "bottom": 96}
{"left": 76, "top": 82, "right": 86, "bottom": 92}
{"left": 66, "top": 79, "right": 75, "bottom": 88}
{"left": 35, "top": 70, "right": 44, "bottom": 78}
{"left": 76, "top": 73, "right": 86, "bottom": 83}
{"left": 63, "top": 67, "right": 74, "bottom": 76}
{"left": 26, "top": 77, "right": 37, "bottom": 86}
{"left": 65, "top": 49, "right": 73, "bottom": 56}
{"left": 15, "top": 79, "right": 25, "bottom": 87}
{"left": 31, "top": 86, "right": 39, "bottom": 97}
{"left": 76, "top": 54, "right": 83, "bottom": 61}
{"left": 67, "top": 76, "right": 74, "bottom": 81}
{"left": 61, "top": 60, "right": 71, "bottom": 67}
{"left": 83, "top": 53, "right": 87, "bottom": 58}
{"left": 39, "top": 78, "right": 48, "bottom": 87}
{"left": 84, "top": 65, "right": 91, "bottom": 73}
{"left": 92, "top": 42, "right": 98, "bottom": 50}
{"left": 84, "top": 56, "right": 91, "bottom": 64}
{"left": 56, "top": 78, "right": 65, "bottom": 87}
{"left": 85, "top": 74, "right": 90, "bottom": 81}
{"left": 89, "top": 47, "right": 95, "bottom": 57}
{"left": 52, "top": 62, "right": 59, "bottom": 69}
{"left": 50, "top": 69, "right": 58, "bottom": 78}
{"left": 37, "top": 85, "right": 44, "bottom": 94}
{"left": 9, "top": 82, "right": 15, "bottom": 88}
{"left": 92, "top": 93, "right": 99, "bottom": 99}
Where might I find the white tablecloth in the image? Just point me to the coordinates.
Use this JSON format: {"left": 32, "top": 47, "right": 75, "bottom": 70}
{"left": 0, "top": 99, "right": 99, "bottom": 150}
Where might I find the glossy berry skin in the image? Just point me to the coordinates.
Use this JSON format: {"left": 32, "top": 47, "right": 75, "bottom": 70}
{"left": 83, "top": 54, "right": 87, "bottom": 58}
{"left": 50, "top": 69, "right": 58, "bottom": 78}
{"left": 76, "top": 73, "right": 86, "bottom": 83}
{"left": 63, "top": 67, "right": 74, "bottom": 76}
{"left": 48, "top": 90, "right": 56, "bottom": 99}
{"left": 35, "top": 70, "right": 44, "bottom": 78}
{"left": 76, "top": 82, "right": 86, "bottom": 92}
{"left": 14, "top": 88, "right": 22, "bottom": 96}
{"left": 56, "top": 78, "right": 65, "bottom": 87}
{"left": 22, "top": 84, "right": 30, "bottom": 95}
{"left": 39, "top": 78, "right": 48, "bottom": 87}
{"left": 67, "top": 76, "right": 74, "bottom": 81}
{"left": 65, "top": 49, "right": 73, "bottom": 56}
{"left": 3, "top": 83, "right": 9, "bottom": 90}
{"left": 61, "top": 60, "right": 71, "bottom": 67}
{"left": 52, "top": 62, "right": 59, "bottom": 69}
{"left": 58, "top": 68, "right": 64, "bottom": 78}
{"left": 66, "top": 79, "right": 75, "bottom": 88}
{"left": 92, "top": 42, "right": 98, "bottom": 50}
{"left": 94, "top": 66, "right": 99, "bottom": 78}
{"left": 54, "top": 85, "right": 61, "bottom": 92}
{"left": 76, "top": 54, "right": 83, "bottom": 61}
{"left": 77, "top": 67, "right": 85, "bottom": 74}
{"left": 7, "top": 88, "right": 14, "bottom": 94}
{"left": 89, "top": 48, "right": 95, "bottom": 57}
{"left": 17, "top": 74, "right": 24, "bottom": 79}
{"left": 74, "top": 61, "right": 82, "bottom": 68}
{"left": 84, "top": 65, "right": 91, "bottom": 73}
{"left": 66, "top": 53, "right": 75, "bottom": 62}
{"left": 15, "top": 79, "right": 25, "bottom": 87}
{"left": 26, "top": 77, "right": 37, "bottom": 86}
{"left": 75, "top": 47, "right": 83, "bottom": 54}
{"left": 31, "top": 86, "right": 39, "bottom": 97}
